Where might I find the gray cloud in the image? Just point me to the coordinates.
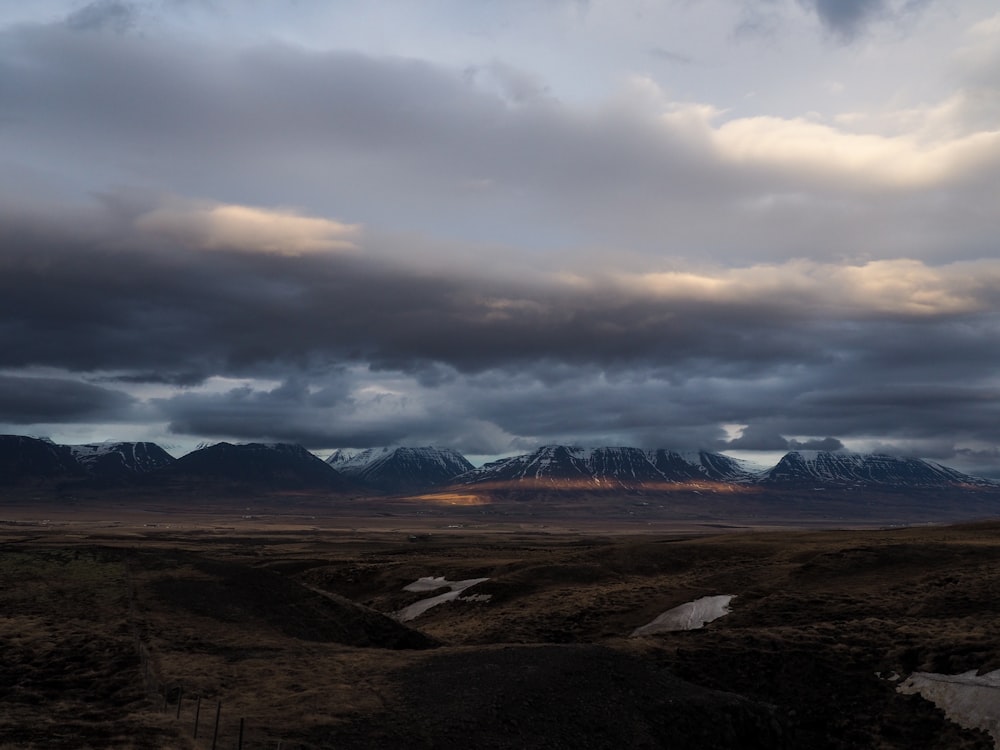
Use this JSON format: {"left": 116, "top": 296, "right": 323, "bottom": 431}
{"left": 156, "top": 374, "right": 528, "bottom": 453}
{"left": 65, "top": 0, "right": 139, "bottom": 33}
{"left": 789, "top": 436, "right": 844, "bottom": 451}
{"left": 0, "top": 374, "right": 136, "bottom": 424}
{"left": 725, "top": 425, "right": 790, "bottom": 451}
{"left": 807, "top": 0, "right": 886, "bottom": 39}
{"left": 0, "top": 200, "right": 1000, "bottom": 452}
{"left": 1, "top": 19, "right": 994, "bottom": 267}
{"left": 0, "top": 208, "right": 833, "bottom": 381}
{"left": 1, "top": 8, "right": 998, "bottom": 471}
{"left": 721, "top": 427, "right": 843, "bottom": 453}
{"left": 4, "top": 201, "right": 1000, "bottom": 460}
{"left": 649, "top": 47, "right": 693, "bottom": 65}
{"left": 800, "top": 0, "right": 933, "bottom": 41}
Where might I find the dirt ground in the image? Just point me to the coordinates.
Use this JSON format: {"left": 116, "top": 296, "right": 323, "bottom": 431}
{"left": 0, "top": 507, "right": 997, "bottom": 748}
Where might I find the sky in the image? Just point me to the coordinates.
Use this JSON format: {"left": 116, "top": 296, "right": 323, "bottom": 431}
{"left": 1, "top": 0, "right": 999, "bottom": 473}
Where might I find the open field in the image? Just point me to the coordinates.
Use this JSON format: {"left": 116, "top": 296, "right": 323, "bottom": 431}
{"left": 1, "top": 508, "right": 998, "bottom": 748}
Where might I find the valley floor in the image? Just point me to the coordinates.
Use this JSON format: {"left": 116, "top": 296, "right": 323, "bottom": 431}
{"left": 1, "top": 508, "right": 998, "bottom": 748}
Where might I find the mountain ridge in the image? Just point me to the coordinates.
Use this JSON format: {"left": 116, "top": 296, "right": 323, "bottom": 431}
{"left": 68, "top": 441, "right": 176, "bottom": 480}
{"left": 327, "top": 446, "right": 473, "bottom": 493}
{"left": 455, "top": 445, "right": 771, "bottom": 488}
{"left": 2, "top": 437, "right": 997, "bottom": 520}
{"left": 757, "top": 450, "right": 995, "bottom": 488}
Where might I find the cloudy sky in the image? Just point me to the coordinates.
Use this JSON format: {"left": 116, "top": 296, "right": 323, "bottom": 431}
{"left": 2, "top": 0, "right": 999, "bottom": 473}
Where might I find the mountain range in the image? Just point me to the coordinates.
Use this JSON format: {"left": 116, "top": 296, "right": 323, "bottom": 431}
{"left": 457, "top": 445, "right": 757, "bottom": 488}
{"left": 2, "top": 435, "right": 998, "bottom": 522}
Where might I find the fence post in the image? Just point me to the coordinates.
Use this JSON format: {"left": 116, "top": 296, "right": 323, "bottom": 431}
{"left": 237, "top": 717, "right": 244, "bottom": 750}
{"left": 211, "top": 700, "right": 221, "bottom": 750}
{"left": 176, "top": 687, "right": 184, "bottom": 719}
{"left": 193, "top": 696, "right": 202, "bottom": 739}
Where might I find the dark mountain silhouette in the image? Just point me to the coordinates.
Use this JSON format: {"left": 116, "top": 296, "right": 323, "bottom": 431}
{"left": 68, "top": 441, "right": 176, "bottom": 479}
{"left": 0, "top": 435, "right": 83, "bottom": 485}
{"left": 152, "top": 442, "right": 355, "bottom": 492}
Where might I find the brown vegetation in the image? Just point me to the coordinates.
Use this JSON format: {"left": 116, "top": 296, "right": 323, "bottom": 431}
{"left": 0, "top": 511, "right": 997, "bottom": 748}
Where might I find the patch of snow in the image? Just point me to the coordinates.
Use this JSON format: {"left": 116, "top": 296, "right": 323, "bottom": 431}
{"left": 630, "top": 594, "right": 735, "bottom": 637}
{"left": 897, "top": 669, "right": 1000, "bottom": 748}
{"left": 395, "top": 576, "right": 490, "bottom": 621}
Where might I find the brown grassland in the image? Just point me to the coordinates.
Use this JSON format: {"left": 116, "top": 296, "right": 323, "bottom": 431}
{"left": 0, "top": 505, "right": 998, "bottom": 749}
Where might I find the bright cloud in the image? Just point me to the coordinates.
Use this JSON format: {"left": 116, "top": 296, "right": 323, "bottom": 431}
{"left": 624, "top": 259, "right": 1000, "bottom": 317}
{"left": 135, "top": 199, "right": 361, "bottom": 255}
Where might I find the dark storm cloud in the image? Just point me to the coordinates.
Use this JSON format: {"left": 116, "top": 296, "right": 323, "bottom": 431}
{"left": 0, "top": 211, "right": 841, "bottom": 382}
{"left": 790, "top": 437, "right": 844, "bottom": 451}
{"left": 107, "top": 371, "right": 210, "bottom": 387}
{"left": 0, "top": 374, "right": 135, "bottom": 423}
{"left": 30, "top": 232, "right": 988, "bottom": 379}
{"left": 721, "top": 426, "right": 842, "bottom": 452}
{"left": 156, "top": 374, "right": 520, "bottom": 452}
{"left": 725, "top": 425, "right": 790, "bottom": 451}
{"left": 158, "top": 378, "right": 375, "bottom": 449}
{"left": 5, "top": 208, "right": 1000, "bottom": 455}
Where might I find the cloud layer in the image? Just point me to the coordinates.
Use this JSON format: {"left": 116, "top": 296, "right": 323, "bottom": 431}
{"left": 1, "top": 3, "right": 999, "bottom": 474}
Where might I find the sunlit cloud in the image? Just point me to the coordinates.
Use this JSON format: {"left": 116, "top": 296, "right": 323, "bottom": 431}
{"left": 135, "top": 199, "right": 361, "bottom": 255}
{"left": 621, "top": 259, "right": 1000, "bottom": 317}
{"left": 702, "top": 110, "right": 998, "bottom": 188}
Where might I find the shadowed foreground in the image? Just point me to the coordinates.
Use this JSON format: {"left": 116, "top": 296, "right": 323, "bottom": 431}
{"left": 0, "top": 514, "right": 997, "bottom": 748}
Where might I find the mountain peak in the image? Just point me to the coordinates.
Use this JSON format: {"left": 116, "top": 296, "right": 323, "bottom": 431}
{"left": 759, "top": 450, "right": 989, "bottom": 487}
{"left": 158, "top": 442, "right": 353, "bottom": 491}
{"left": 68, "top": 441, "right": 176, "bottom": 478}
{"left": 455, "top": 445, "right": 754, "bottom": 488}
{"left": 326, "top": 446, "right": 474, "bottom": 493}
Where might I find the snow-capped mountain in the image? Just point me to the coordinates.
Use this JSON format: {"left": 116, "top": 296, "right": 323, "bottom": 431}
{"left": 454, "top": 446, "right": 757, "bottom": 488}
{"left": 68, "top": 441, "right": 175, "bottom": 478}
{"left": 326, "top": 446, "right": 474, "bottom": 493}
{"left": 650, "top": 450, "right": 758, "bottom": 483}
{"left": 757, "top": 451, "right": 993, "bottom": 488}
{"left": 456, "top": 445, "right": 595, "bottom": 485}
{"left": 158, "top": 442, "right": 354, "bottom": 491}
{"left": 0, "top": 435, "right": 82, "bottom": 485}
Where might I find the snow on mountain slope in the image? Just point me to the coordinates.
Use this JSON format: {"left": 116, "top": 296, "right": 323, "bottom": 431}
{"left": 69, "top": 441, "right": 175, "bottom": 477}
{"left": 455, "top": 445, "right": 597, "bottom": 486}
{"left": 326, "top": 446, "right": 474, "bottom": 492}
{"left": 454, "top": 445, "right": 756, "bottom": 488}
{"left": 327, "top": 447, "right": 395, "bottom": 471}
{"left": 757, "top": 451, "right": 994, "bottom": 487}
